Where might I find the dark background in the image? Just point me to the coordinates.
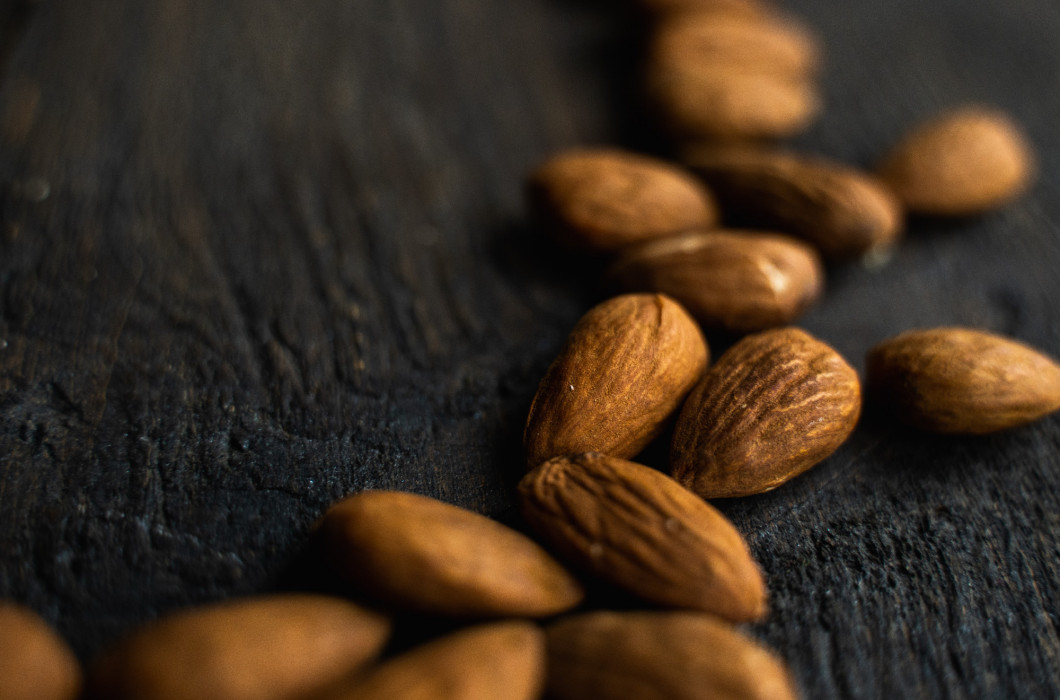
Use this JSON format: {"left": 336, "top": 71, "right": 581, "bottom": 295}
{"left": 2, "top": 0, "right": 1059, "bottom": 697}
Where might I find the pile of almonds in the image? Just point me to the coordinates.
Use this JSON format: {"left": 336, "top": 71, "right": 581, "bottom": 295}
{"left": 2, "top": 0, "right": 1059, "bottom": 698}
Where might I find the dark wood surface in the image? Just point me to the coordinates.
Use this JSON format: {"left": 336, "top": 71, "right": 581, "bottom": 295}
{"left": 2, "top": 0, "right": 1060, "bottom": 697}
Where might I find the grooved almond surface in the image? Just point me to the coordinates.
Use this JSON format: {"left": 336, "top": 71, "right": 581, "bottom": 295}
{"left": 524, "top": 294, "right": 709, "bottom": 468}
{"left": 866, "top": 327, "right": 1060, "bottom": 434}
{"left": 316, "top": 490, "right": 584, "bottom": 617}
{"left": 684, "top": 146, "right": 903, "bottom": 259}
{"left": 545, "top": 611, "right": 799, "bottom": 700}
{"left": 0, "top": 602, "right": 82, "bottom": 700}
{"left": 316, "top": 622, "right": 545, "bottom": 700}
{"left": 607, "top": 229, "right": 823, "bottom": 333}
{"left": 84, "top": 595, "right": 391, "bottom": 700}
{"left": 518, "top": 452, "right": 766, "bottom": 622}
{"left": 877, "top": 106, "right": 1035, "bottom": 215}
{"left": 671, "top": 327, "right": 860, "bottom": 499}
{"left": 526, "top": 148, "right": 718, "bottom": 253}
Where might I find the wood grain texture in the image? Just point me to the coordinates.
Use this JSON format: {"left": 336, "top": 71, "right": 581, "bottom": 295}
{"left": 1, "top": 0, "right": 1059, "bottom": 698}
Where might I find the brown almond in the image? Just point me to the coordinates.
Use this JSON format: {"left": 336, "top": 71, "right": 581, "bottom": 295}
{"left": 607, "top": 229, "right": 823, "bottom": 334}
{"left": 649, "top": 11, "right": 821, "bottom": 79}
{"left": 84, "top": 594, "right": 390, "bottom": 700}
{"left": 545, "top": 611, "right": 799, "bottom": 700}
{"left": 684, "top": 145, "right": 904, "bottom": 259}
{"left": 671, "top": 327, "right": 861, "bottom": 499}
{"left": 877, "top": 106, "right": 1035, "bottom": 215}
{"left": 314, "top": 622, "right": 544, "bottom": 700}
{"left": 524, "top": 294, "right": 709, "bottom": 467}
{"left": 519, "top": 452, "right": 766, "bottom": 622}
{"left": 526, "top": 148, "right": 719, "bottom": 254}
{"left": 866, "top": 327, "right": 1060, "bottom": 434}
{"left": 647, "top": 63, "right": 820, "bottom": 142}
{"left": 636, "top": 0, "right": 774, "bottom": 20}
{"left": 0, "top": 602, "right": 82, "bottom": 700}
{"left": 315, "top": 490, "right": 584, "bottom": 617}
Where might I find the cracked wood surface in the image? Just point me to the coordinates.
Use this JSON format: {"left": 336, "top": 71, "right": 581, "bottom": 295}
{"left": 2, "top": 0, "right": 1060, "bottom": 697}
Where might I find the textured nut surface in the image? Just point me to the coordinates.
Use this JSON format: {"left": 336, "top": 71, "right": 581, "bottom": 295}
{"left": 877, "top": 106, "right": 1035, "bottom": 215}
{"left": 0, "top": 602, "right": 82, "bottom": 700}
{"left": 316, "top": 490, "right": 584, "bottom": 617}
{"left": 526, "top": 148, "right": 718, "bottom": 253}
{"left": 316, "top": 622, "right": 544, "bottom": 700}
{"left": 546, "top": 611, "right": 799, "bottom": 700}
{"left": 84, "top": 594, "right": 390, "bottom": 700}
{"left": 607, "top": 229, "right": 823, "bottom": 333}
{"left": 524, "top": 294, "right": 709, "bottom": 467}
{"left": 650, "top": 10, "right": 820, "bottom": 78}
{"left": 671, "top": 327, "right": 860, "bottom": 499}
{"left": 519, "top": 452, "right": 766, "bottom": 621}
{"left": 685, "top": 146, "right": 903, "bottom": 259}
{"left": 647, "top": 63, "right": 820, "bottom": 142}
{"left": 866, "top": 327, "right": 1060, "bottom": 434}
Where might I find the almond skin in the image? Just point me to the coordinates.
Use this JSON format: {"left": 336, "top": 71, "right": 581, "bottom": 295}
{"left": 526, "top": 148, "right": 718, "bottom": 253}
{"left": 671, "top": 327, "right": 861, "bottom": 499}
{"left": 524, "top": 294, "right": 709, "bottom": 468}
{"left": 314, "top": 622, "right": 545, "bottom": 700}
{"left": 877, "top": 106, "right": 1035, "bottom": 215}
{"left": 866, "top": 327, "right": 1060, "bottom": 434}
{"left": 607, "top": 229, "right": 823, "bottom": 333}
{"left": 0, "top": 602, "right": 82, "bottom": 700}
{"left": 545, "top": 611, "right": 799, "bottom": 700}
{"left": 684, "top": 145, "right": 904, "bottom": 260}
{"left": 84, "top": 595, "right": 391, "bottom": 700}
{"left": 518, "top": 452, "right": 767, "bottom": 622}
{"left": 315, "top": 490, "right": 584, "bottom": 617}
{"left": 635, "top": 0, "right": 775, "bottom": 20}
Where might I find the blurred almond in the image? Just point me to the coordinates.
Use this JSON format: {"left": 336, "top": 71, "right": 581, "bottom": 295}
{"left": 0, "top": 602, "right": 82, "bottom": 700}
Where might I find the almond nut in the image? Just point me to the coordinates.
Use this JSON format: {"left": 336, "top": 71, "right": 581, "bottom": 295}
{"left": 607, "top": 229, "right": 823, "bottom": 333}
{"left": 684, "top": 145, "right": 903, "bottom": 259}
{"left": 0, "top": 602, "right": 82, "bottom": 700}
{"left": 518, "top": 452, "right": 767, "bottom": 621}
{"left": 866, "top": 327, "right": 1060, "bottom": 434}
{"left": 671, "top": 327, "right": 861, "bottom": 498}
{"left": 545, "top": 611, "right": 798, "bottom": 700}
{"left": 315, "top": 490, "right": 584, "bottom": 617}
{"left": 84, "top": 594, "right": 391, "bottom": 700}
{"left": 524, "top": 294, "right": 709, "bottom": 467}
{"left": 526, "top": 148, "right": 718, "bottom": 254}
{"left": 877, "top": 106, "right": 1035, "bottom": 215}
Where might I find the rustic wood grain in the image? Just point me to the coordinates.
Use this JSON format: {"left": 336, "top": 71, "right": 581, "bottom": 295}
{"left": 1, "top": 0, "right": 1059, "bottom": 697}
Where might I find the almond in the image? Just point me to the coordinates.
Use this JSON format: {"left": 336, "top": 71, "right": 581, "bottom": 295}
{"left": 684, "top": 145, "right": 904, "bottom": 259}
{"left": 518, "top": 452, "right": 766, "bottom": 622}
{"left": 866, "top": 327, "right": 1060, "bottom": 434}
{"left": 636, "top": 0, "right": 775, "bottom": 20}
{"left": 84, "top": 594, "right": 390, "bottom": 700}
{"left": 545, "top": 611, "right": 798, "bottom": 700}
{"left": 607, "top": 229, "right": 823, "bottom": 333}
{"left": 524, "top": 294, "right": 709, "bottom": 467}
{"left": 649, "top": 10, "right": 821, "bottom": 79}
{"left": 671, "top": 327, "right": 860, "bottom": 499}
{"left": 526, "top": 148, "right": 718, "bottom": 254}
{"left": 0, "top": 602, "right": 82, "bottom": 700}
{"left": 315, "top": 490, "right": 584, "bottom": 617}
{"left": 877, "top": 106, "right": 1035, "bottom": 215}
{"left": 314, "top": 622, "right": 544, "bottom": 700}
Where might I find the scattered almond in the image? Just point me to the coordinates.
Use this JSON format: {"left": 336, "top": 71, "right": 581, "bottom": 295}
{"left": 607, "top": 229, "right": 823, "bottom": 333}
{"left": 315, "top": 490, "right": 584, "bottom": 617}
{"left": 866, "top": 327, "right": 1060, "bottom": 434}
{"left": 524, "top": 294, "right": 708, "bottom": 467}
{"left": 526, "top": 148, "right": 718, "bottom": 253}
{"left": 83, "top": 594, "right": 390, "bottom": 700}
{"left": 519, "top": 452, "right": 767, "bottom": 621}
{"left": 877, "top": 106, "right": 1035, "bottom": 215}
{"left": 684, "top": 145, "right": 904, "bottom": 259}
{"left": 0, "top": 602, "right": 82, "bottom": 700}
{"left": 671, "top": 327, "right": 861, "bottom": 499}
{"left": 545, "top": 611, "right": 799, "bottom": 700}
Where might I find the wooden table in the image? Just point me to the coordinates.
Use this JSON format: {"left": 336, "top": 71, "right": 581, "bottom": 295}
{"left": 2, "top": 0, "right": 1059, "bottom": 696}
